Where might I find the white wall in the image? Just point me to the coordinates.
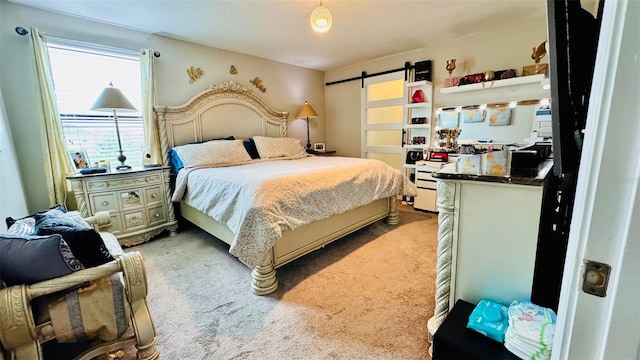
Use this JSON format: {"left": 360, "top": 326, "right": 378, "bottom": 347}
{"left": 0, "top": 87, "right": 28, "bottom": 231}
{"left": 325, "top": 17, "right": 549, "bottom": 157}
{"left": 0, "top": 0, "right": 324, "bottom": 212}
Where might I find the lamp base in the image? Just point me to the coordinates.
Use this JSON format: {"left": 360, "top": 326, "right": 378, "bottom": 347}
{"left": 116, "top": 150, "right": 130, "bottom": 171}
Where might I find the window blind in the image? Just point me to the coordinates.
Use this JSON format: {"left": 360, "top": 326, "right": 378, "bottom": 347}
{"left": 47, "top": 41, "right": 144, "bottom": 168}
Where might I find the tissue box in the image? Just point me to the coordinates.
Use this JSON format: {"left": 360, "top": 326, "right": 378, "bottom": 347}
{"left": 482, "top": 151, "right": 509, "bottom": 175}
{"left": 456, "top": 155, "right": 481, "bottom": 174}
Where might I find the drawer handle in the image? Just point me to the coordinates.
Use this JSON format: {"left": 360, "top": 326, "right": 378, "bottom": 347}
{"left": 128, "top": 216, "right": 141, "bottom": 225}
{"left": 102, "top": 201, "right": 109, "bottom": 206}
{"left": 154, "top": 213, "right": 160, "bottom": 218}
{"left": 151, "top": 193, "right": 158, "bottom": 199}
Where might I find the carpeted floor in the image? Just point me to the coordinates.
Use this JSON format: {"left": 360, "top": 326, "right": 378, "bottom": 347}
{"left": 119, "top": 205, "right": 438, "bottom": 359}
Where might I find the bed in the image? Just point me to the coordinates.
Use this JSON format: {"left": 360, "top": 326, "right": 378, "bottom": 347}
{"left": 154, "top": 80, "right": 416, "bottom": 295}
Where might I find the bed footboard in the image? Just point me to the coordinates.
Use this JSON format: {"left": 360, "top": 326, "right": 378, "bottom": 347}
{"left": 180, "top": 197, "right": 398, "bottom": 296}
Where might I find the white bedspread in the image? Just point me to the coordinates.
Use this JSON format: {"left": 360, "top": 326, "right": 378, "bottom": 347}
{"left": 173, "top": 156, "right": 417, "bottom": 268}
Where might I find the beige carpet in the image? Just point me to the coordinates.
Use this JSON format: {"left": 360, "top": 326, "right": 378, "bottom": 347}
{"left": 120, "top": 206, "right": 438, "bottom": 359}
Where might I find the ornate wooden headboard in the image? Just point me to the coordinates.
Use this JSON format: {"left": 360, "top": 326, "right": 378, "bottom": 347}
{"left": 154, "top": 80, "right": 289, "bottom": 166}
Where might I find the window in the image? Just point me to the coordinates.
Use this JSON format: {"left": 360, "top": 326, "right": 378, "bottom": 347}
{"left": 47, "top": 40, "right": 144, "bottom": 168}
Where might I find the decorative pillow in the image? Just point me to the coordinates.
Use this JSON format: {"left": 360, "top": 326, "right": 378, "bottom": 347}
{"left": 252, "top": 136, "right": 307, "bottom": 159}
{"left": 5, "top": 204, "right": 67, "bottom": 229}
{"left": 243, "top": 138, "right": 260, "bottom": 159}
{"left": 35, "top": 214, "right": 114, "bottom": 268}
{"left": 169, "top": 136, "right": 235, "bottom": 173}
{"left": 0, "top": 234, "right": 85, "bottom": 286}
{"left": 7, "top": 217, "right": 36, "bottom": 236}
{"left": 172, "top": 139, "right": 252, "bottom": 168}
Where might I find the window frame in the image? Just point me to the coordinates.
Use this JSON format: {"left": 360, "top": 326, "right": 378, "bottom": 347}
{"left": 46, "top": 38, "right": 144, "bottom": 168}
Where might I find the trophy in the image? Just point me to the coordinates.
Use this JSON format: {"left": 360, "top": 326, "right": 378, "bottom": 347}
{"left": 445, "top": 59, "right": 458, "bottom": 87}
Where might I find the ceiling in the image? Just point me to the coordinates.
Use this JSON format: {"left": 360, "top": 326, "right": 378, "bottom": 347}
{"left": 8, "top": 0, "right": 547, "bottom": 71}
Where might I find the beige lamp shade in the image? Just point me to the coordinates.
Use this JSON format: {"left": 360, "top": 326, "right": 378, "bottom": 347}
{"left": 296, "top": 101, "right": 318, "bottom": 119}
{"left": 91, "top": 82, "right": 137, "bottom": 112}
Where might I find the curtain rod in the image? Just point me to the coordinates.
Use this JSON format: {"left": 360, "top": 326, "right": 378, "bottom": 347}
{"left": 326, "top": 61, "right": 415, "bottom": 88}
{"left": 14, "top": 26, "right": 161, "bottom": 58}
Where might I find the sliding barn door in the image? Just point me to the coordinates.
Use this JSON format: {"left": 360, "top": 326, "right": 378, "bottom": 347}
{"left": 361, "top": 72, "right": 405, "bottom": 170}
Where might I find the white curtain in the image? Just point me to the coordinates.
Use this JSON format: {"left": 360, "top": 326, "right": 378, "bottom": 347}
{"left": 0, "top": 87, "right": 28, "bottom": 231}
{"left": 29, "top": 27, "right": 74, "bottom": 206}
{"left": 141, "top": 49, "right": 162, "bottom": 165}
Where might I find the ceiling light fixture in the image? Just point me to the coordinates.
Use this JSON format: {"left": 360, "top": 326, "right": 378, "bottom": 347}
{"left": 310, "top": 1, "right": 332, "bottom": 33}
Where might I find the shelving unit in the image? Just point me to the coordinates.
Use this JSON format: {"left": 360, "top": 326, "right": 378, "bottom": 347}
{"left": 440, "top": 74, "right": 545, "bottom": 94}
{"left": 403, "top": 79, "right": 433, "bottom": 185}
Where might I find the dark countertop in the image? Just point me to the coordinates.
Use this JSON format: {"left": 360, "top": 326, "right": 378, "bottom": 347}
{"left": 432, "top": 159, "right": 553, "bottom": 186}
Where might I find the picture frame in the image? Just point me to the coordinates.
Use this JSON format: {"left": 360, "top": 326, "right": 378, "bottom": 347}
{"left": 438, "top": 110, "right": 459, "bottom": 128}
{"left": 488, "top": 107, "right": 513, "bottom": 126}
{"left": 313, "top": 143, "right": 326, "bottom": 152}
{"left": 461, "top": 108, "right": 486, "bottom": 123}
{"left": 68, "top": 150, "right": 90, "bottom": 172}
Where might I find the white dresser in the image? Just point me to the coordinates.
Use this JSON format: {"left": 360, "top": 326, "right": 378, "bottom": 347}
{"left": 67, "top": 167, "right": 178, "bottom": 246}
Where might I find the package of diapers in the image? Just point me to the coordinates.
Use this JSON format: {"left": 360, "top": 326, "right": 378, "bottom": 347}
{"left": 466, "top": 299, "right": 510, "bottom": 342}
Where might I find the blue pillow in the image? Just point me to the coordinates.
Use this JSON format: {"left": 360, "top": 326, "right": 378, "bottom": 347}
{"left": 244, "top": 138, "right": 260, "bottom": 159}
{"left": 0, "top": 234, "right": 84, "bottom": 286}
{"left": 35, "top": 214, "right": 114, "bottom": 268}
{"left": 169, "top": 135, "right": 235, "bottom": 173}
{"left": 5, "top": 204, "right": 67, "bottom": 229}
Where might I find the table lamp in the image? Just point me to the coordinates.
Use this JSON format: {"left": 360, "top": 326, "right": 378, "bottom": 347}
{"left": 91, "top": 82, "right": 137, "bottom": 170}
{"left": 296, "top": 101, "right": 318, "bottom": 149}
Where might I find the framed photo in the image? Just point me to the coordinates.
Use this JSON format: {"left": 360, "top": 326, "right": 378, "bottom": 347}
{"left": 438, "top": 110, "right": 459, "bottom": 128}
{"left": 68, "top": 150, "right": 90, "bottom": 172}
{"left": 314, "top": 143, "right": 326, "bottom": 152}
{"left": 461, "top": 108, "right": 486, "bottom": 123}
{"left": 488, "top": 107, "right": 513, "bottom": 126}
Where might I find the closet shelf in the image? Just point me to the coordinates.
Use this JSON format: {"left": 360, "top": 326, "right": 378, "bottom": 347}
{"left": 440, "top": 74, "right": 546, "bottom": 94}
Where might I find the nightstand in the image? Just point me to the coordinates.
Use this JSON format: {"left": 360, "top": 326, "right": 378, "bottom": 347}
{"left": 307, "top": 149, "right": 336, "bottom": 156}
{"left": 67, "top": 167, "right": 178, "bottom": 247}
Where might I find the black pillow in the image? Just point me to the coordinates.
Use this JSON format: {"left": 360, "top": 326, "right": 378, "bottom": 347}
{"left": 0, "top": 234, "right": 84, "bottom": 286}
{"left": 5, "top": 204, "right": 67, "bottom": 229}
{"left": 244, "top": 138, "right": 260, "bottom": 159}
{"left": 35, "top": 214, "right": 114, "bottom": 268}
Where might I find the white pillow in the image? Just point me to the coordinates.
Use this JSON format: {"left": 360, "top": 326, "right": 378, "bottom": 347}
{"left": 253, "top": 136, "right": 307, "bottom": 159}
{"left": 172, "top": 139, "right": 252, "bottom": 168}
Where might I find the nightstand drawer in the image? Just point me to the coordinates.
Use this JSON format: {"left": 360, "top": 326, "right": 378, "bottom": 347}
{"left": 144, "top": 186, "right": 164, "bottom": 205}
{"left": 86, "top": 173, "right": 162, "bottom": 191}
{"left": 147, "top": 205, "right": 166, "bottom": 226}
{"left": 91, "top": 193, "right": 118, "bottom": 213}
{"left": 119, "top": 190, "right": 143, "bottom": 209}
{"left": 122, "top": 210, "right": 146, "bottom": 232}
